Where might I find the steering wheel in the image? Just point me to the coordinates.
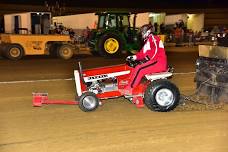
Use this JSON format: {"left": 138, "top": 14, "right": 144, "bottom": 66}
{"left": 126, "top": 56, "right": 150, "bottom": 68}
{"left": 126, "top": 58, "right": 139, "bottom": 68}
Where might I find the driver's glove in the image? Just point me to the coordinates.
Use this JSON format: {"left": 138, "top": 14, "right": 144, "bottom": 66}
{"left": 126, "top": 55, "right": 136, "bottom": 61}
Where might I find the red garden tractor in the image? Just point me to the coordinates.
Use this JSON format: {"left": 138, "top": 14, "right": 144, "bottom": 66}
{"left": 33, "top": 60, "right": 180, "bottom": 112}
{"left": 33, "top": 59, "right": 180, "bottom": 112}
{"left": 73, "top": 59, "right": 180, "bottom": 112}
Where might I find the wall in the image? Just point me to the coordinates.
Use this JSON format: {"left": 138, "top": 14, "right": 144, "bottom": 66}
{"left": 4, "top": 13, "right": 31, "bottom": 34}
{"left": 53, "top": 13, "right": 97, "bottom": 30}
{"left": 133, "top": 13, "right": 150, "bottom": 28}
{"left": 149, "top": 13, "right": 166, "bottom": 25}
{"left": 21, "top": 13, "right": 31, "bottom": 33}
{"left": 4, "top": 15, "right": 12, "bottom": 33}
{"left": 187, "top": 14, "right": 204, "bottom": 32}
{"left": 165, "top": 14, "right": 188, "bottom": 25}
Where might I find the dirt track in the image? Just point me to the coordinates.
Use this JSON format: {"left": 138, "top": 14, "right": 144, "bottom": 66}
{"left": 0, "top": 48, "right": 228, "bottom": 152}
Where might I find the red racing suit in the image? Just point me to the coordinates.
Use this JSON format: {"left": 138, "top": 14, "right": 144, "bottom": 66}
{"left": 128, "top": 34, "right": 168, "bottom": 88}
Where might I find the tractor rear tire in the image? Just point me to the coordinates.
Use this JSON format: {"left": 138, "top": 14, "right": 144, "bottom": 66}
{"left": 57, "top": 44, "right": 74, "bottom": 60}
{"left": 49, "top": 43, "right": 61, "bottom": 57}
{"left": 5, "top": 44, "right": 24, "bottom": 60}
{"left": 98, "top": 33, "right": 123, "bottom": 57}
{"left": 79, "top": 92, "right": 100, "bottom": 112}
{"left": 0, "top": 44, "right": 8, "bottom": 59}
{"left": 144, "top": 80, "right": 180, "bottom": 112}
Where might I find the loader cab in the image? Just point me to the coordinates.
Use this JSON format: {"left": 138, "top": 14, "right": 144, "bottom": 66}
{"left": 96, "top": 12, "right": 138, "bottom": 43}
{"left": 4, "top": 12, "right": 51, "bottom": 34}
{"left": 97, "top": 13, "right": 131, "bottom": 29}
{"left": 31, "top": 12, "right": 51, "bottom": 34}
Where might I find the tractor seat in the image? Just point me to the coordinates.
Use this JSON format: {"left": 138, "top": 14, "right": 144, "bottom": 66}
{"left": 145, "top": 72, "right": 172, "bottom": 81}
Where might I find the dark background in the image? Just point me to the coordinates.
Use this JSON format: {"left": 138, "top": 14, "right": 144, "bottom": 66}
{"left": 0, "top": 0, "right": 228, "bottom": 14}
{"left": 0, "top": 0, "right": 228, "bottom": 28}
{"left": 0, "top": 0, "right": 228, "bottom": 9}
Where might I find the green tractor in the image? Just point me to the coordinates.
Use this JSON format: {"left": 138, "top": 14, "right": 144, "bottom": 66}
{"left": 88, "top": 12, "right": 142, "bottom": 57}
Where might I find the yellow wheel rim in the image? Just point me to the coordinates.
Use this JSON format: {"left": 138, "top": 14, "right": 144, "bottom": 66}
{"left": 104, "top": 38, "right": 119, "bottom": 54}
{"left": 62, "top": 47, "right": 71, "bottom": 56}
{"left": 59, "top": 45, "right": 73, "bottom": 59}
{"left": 10, "top": 47, "right": 20, "bottom": 58}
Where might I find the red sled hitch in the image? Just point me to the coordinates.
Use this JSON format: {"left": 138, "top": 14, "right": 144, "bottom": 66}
{"left": 32, "top": 93, "right": 79, "bottom": 107}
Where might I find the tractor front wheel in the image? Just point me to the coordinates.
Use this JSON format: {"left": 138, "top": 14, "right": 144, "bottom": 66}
{"left": 57, "top": 44, "right": 74, "bottom": 60}
{"left": 144, "top": 80, "right": 180, "bottom": 112}
{"left": 98, "top": 33, "right": 122, "bottom": 57}
{"left": 5, "top": 44, "right": 24, "bottom": 60}
{"left": 79, "top": 92, "right": 100, "bottom": 112}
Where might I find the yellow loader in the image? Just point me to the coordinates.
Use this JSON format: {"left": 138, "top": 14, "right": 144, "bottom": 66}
{"left": 0, "top": 34, "right": 76, "bottom": 60}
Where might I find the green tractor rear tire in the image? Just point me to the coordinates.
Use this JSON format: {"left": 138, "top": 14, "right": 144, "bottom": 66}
{"left": 98, "top": 33, "right": 123, "bottom": 57}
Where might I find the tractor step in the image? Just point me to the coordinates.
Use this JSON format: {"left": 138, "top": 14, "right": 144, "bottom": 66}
{"left": 32, "top": 93, "right": 78, "bottom": 107}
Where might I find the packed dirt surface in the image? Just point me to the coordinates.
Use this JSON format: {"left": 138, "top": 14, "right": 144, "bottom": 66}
{"left": 0, "top": 47, "right": 228, "bottom": 152}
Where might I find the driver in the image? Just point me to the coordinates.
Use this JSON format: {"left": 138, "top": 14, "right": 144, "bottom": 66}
{"left": 125, "top": 24, "right": 168, "bottom": 91}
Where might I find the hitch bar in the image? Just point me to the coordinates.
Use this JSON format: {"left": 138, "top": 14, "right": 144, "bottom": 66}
{"left": 32, "top": 93, "right": 79, "bottom": 107}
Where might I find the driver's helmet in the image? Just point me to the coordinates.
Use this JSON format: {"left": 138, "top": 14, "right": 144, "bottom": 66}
{"left": 140, "top": 24, "right": 153, "bottom": 41}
